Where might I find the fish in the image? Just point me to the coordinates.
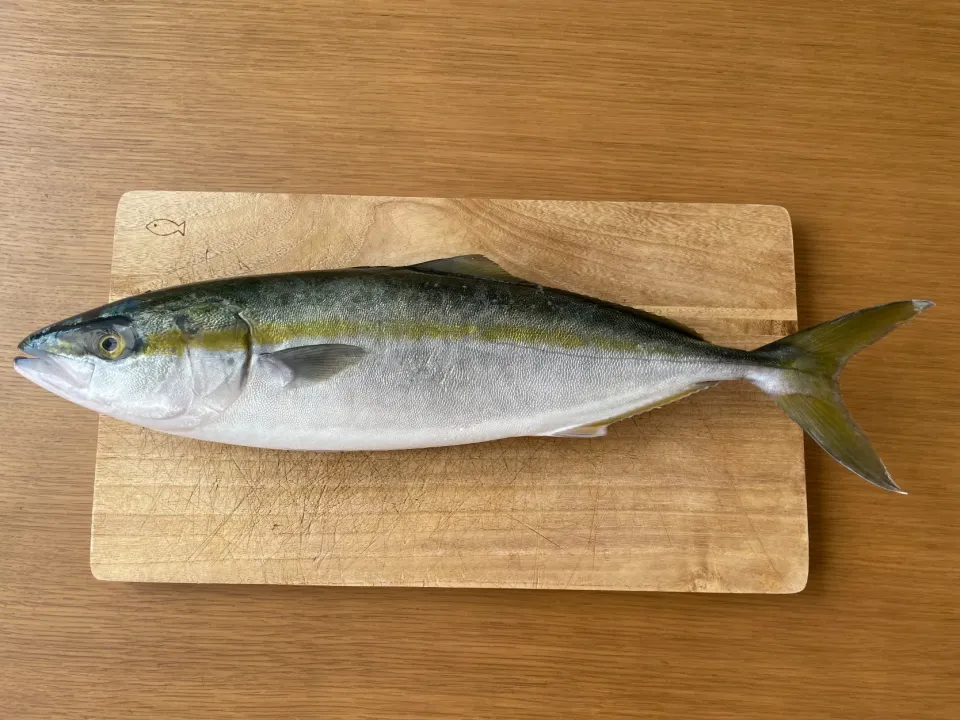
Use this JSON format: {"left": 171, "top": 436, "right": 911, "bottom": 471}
{"left": 146, "top": 219, "right": 186, "bottom": 236}
{"left": 14, "top": 255, "right": 932, "bottom": 493}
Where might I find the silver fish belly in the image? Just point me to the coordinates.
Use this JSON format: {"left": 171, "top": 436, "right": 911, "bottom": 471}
{"left": 183, "top": 334, "right": 736, "bottom": 451}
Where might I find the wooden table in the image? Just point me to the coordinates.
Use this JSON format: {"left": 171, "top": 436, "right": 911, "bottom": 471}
{"left": 1, "top": 2, "right": 957, "bottom": 718}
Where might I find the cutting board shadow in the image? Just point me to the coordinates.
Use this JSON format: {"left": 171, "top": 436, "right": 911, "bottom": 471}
{"left": 92, "top": 192, "right": 807, "bottom": 592}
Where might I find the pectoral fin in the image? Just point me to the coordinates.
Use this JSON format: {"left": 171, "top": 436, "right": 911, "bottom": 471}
{"left": 539, "top": 383, "right": 716, "bottom": 438}
{"left": 259, "top": 344, "right": 367, "bottom": 386}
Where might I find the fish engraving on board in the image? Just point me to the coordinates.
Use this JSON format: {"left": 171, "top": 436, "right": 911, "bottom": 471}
{"left": 146, "top": 219, "right": 186, "bottom": 236}
{"left": 13, "top": 254, "right": 933, "bottom": 493}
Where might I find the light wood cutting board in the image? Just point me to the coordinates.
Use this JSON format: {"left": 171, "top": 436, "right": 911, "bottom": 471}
{"left": 91, "top": 192, "right": 806, "bottom": 592}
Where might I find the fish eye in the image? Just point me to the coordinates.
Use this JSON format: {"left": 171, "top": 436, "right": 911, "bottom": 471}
{"left": 97, "top": 332, "right": 124, "bottom": 359}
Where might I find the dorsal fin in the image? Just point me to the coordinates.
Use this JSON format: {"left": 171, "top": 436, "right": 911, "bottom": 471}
{"left": 407, "top": 254, "right": 532, "bottom": 285}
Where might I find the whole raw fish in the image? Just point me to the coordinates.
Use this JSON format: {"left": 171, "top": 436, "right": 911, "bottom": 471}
{"left": 14, "top": 255, "right": 931, "bottom": 492}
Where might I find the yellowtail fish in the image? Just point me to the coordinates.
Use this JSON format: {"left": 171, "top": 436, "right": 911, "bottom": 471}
{"left": 14, "top": 255, "right": 931, "bottom": 493}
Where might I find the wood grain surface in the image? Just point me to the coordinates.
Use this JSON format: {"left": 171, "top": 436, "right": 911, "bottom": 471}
{"left": 93, "top": 192, "right": 804, "bottom": 590}
{"left": 1, "top": 1, "right": 958, "bottom": 718}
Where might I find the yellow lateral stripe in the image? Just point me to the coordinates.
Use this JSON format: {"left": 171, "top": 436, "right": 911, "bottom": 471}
{"left": 143, "top": 319, "right": 643, "bottom": 355}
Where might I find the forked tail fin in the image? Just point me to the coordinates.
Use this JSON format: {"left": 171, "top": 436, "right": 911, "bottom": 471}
{"left": 750, "top": 300, "right": 933, "bottom": 493}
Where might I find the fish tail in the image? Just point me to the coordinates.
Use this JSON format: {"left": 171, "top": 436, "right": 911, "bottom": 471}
{"left": 747, "top": 300, "right": 933, "bottom": 493}
{"left": 177, "top": 221, "right": 186, "bottom": 235}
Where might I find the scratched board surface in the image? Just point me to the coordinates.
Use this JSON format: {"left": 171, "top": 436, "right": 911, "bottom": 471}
{"left": 91, "top": 192, "right": 806, "bottom": 592}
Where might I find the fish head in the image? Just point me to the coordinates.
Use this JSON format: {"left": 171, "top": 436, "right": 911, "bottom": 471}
{"left": 15, "top": 293, "right": 252, "bottom": 432}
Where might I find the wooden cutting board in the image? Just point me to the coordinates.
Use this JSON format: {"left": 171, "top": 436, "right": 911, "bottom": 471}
{"left": 91, "top": 192, "right": 806, "bottom": 592}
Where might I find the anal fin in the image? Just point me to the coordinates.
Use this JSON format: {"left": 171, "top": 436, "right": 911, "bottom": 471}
{"left": 538, "top": 382, "right": 716, "bottom": 439}
{"left": 545, "top": 424, "right": 611, "bottom": 439}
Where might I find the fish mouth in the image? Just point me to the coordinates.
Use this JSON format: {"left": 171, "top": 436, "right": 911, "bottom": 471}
{"left": 14, "top": 340, "right": 94, "bottom": 393}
